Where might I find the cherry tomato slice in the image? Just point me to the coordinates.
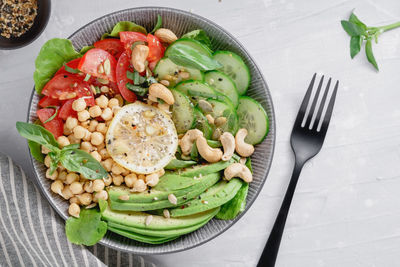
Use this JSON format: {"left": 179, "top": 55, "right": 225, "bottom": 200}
{"left": 54, "top": 58, "right": 81, "bottom": 76}
{"left": 148, "top": 60, "right": 158, "bottom": 71}
{"left": 41, "top": 74, "right": 95, "bottom": 106}
{"left": 94, "top": 39, "right": 124, "bottom": 59}
{"left": 58, "top": 99, "right": 77, "bottom": 120}
{"left": 119, "top": 31, "right": 147, "bottom": 55}
{"left": 116, "top": 51, "right": 136, "bottom": 103}
{"left": 37, "top": 108, "right": 64, "bottom": 138}
{"left": 38, "top": 96, "right": 61, "bottom": 108}
{"left": 147, "top": 34, "right": 165, "bottom": 62}
{"left": 78, "top": 48, "right": 117, "bottom": 82}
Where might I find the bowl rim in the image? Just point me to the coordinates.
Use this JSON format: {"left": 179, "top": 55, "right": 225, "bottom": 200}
{"left": 0, "top": 0, "right": 51, "bottom": 50}
{"left": 26, "top": 6, "right": 276, "bottom": 255}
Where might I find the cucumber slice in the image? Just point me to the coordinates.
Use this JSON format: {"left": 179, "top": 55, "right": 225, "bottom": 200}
{"left": 237, "top": 96, "right": 269, "bottom": 145}
{"left": 154, "top": 57, "right": 204, "bottom": 87}
{"left": 166, "top": 38, "right": 213, "bottom": 57}
{"left": 204, "top": 71, "right": 239, "bottom": 107}
{"left": 193, "top": 108, "right": 213, "bottom": 139}
{"left": 207, "top": 99, "right": 239, "bottom": 135}
{"left": 213, "top": 51, "right": 250, "bottom": 95}
{"left": 175, "top": 80, "right": 216, "bottom": 98}
{"left": 171, "top": 89, "right": 195, "bottom": 134}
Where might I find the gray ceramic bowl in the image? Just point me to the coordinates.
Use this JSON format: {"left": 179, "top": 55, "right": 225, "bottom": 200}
{"left": 27, "top": 7, "right": 275, "bottom": 254}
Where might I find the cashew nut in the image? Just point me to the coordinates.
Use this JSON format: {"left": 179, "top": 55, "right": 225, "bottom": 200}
{"left": 220, "top": 132, "right": 235, "bottom": 161}
{"left": 154, "top": 28, "right": 178, "bottom": 43}
{"left": 179, "top": 129, "right": 203, "bottom": 155}
{"left": 145, "top": 169, "right": 164, "bottom": 187}
{"left": 205, "top": 114, "right": 214, "bottom": 124}
{"left": 149, "top": 83, "right": 175, "bottom": 105}
{"left": 196, "top": 136, "right": 223, "bottom": 163}
{"left": 224, "top": 163, "right": 253, "bottom": 183}
{"left": 235, "top": 128, "right": 255, "bottom": 157}
{"left": 131, "top": 44, "right": 149, "bottom": 72}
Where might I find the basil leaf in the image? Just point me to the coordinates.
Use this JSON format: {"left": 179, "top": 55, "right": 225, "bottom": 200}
{"left": 126, "top": 83, "right": 148, "bottom": 96}
{"left": 65, "top": 208, "right": 107, "bottom": 246}
{"left": 150, "top": 15, "right": 162, "bottom": 34}
{"left": 349, "top": 12, "right": 367, "bottom": 30}
{"left": 350, "top": 35, "right": 362, "bottom": 58}
{"left": 43, "top": 108, "right": 58, "bottom": 124}
{"left": 16, "top": 122, "right": 59, "bottom": 151}
{"left": 59, "top": 149, "right": 108, "bottom": 179}
{"left": 181, "top": 29, "right": 212, "bottom": 48}
{"left": 63, "top": 144, "right": 80, "bottom": 150}
{"left": 28, "top": 140, "right": 44, "bottom": 163}
{"left": 33, "top": 38, "right": 81, "bottom": 94}
{"left": 101, "top": 21, "right": 147, "bottom": 39}
{"left": 133, "top": 71, "right": 140, "bottom": 85}
{"left": 80, "top": 45, "right": 93, "bottom": 55}
{"left": 167, "top": 43, "right": 222, "bottom": 71}
{"left": 341, "top": 20, "right": 365, "bottom": 36}
{"left": 365, "top": 39, "right": 379, "bottom": 71}
{"left": 48, "top": 151, "right": 59, "bottom": 175}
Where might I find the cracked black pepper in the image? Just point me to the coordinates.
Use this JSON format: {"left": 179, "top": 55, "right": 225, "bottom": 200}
{"left": 0, "top": 0, "right": 38, "bottom": 38}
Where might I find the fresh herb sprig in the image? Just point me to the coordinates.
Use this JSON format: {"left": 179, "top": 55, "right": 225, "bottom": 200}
{"left": 16, "top": 122, "right": 108, "bottom": 179}
{"left": 341, "top": 11, "right": 400, "bottom": 71}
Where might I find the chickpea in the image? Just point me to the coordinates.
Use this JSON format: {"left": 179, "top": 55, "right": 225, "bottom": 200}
{"left": 89, "top": 105, "right": 102, "bottom": 118}
{"left": 63, "top": 124, "right": 72, "bottom": 135}
{"left": 101, "top": 107, "right": 113, "bottom": 121}
{"left": 138, "top": 174, "right": 146, "bottom": 180}
{"left": 65, "top": 117, "right": 78, "bottom": 130}
{"left": 61, "top": 185, "right": 73, "bottom": 200}
{"left": 70, "top": 181, "right": 84, "bottom": 195}
{"left": 145, "top": 173, "right": 160, "bottom": 187}
{"left": 103, "top": 175, "right": 113, "bottom": 186}
{"left": 58, "top": 171, "right": 67, "bottom": 181}
{"left": 67, "top": 134, "right": 80, "bottom": 144}
{"left": 77, "top": 193, "right": 92, "bottom": 206}
{"left": 68, "top": 203, "right": 80, "bottom": 217}
{"left": 99, "top": 148, "right": 109, "bottom": 159}
{"left": 90, "top": 132, "right": 104, "bottom": 146}
{"left": 50, "top": 180, "right": 63, "bottom": 195}
{"left": 101, "top": 158, "right": 113, "bottom": 172}
{"left": 88, "top": 120, "right": 99, "bottom": 132}
{"left": 95, "top": 95, "right": 109, "bottom": 108}
{"left": 108, "top": 98, "right": 119, "bottom": 108}
{"left": 42, "top": 146, "right": 51, "bottom": 154}
{"left": 69, "top": 197, "right": 80, "bottom": 205}
{"left": 96, "top": 123, "right": 107, "bottom": 134}
{"left": 82, "top": 130, "right": 92, "bottom": 142}
{"left": 83, "top": 181, "right": 94, "bottom": 193}
{"left": 57, "top": 163, "right": 65, "bottom": 172}
{"left": 114, "top": 94, "right": 124, "bottom": 106}
{"left": 96, "top": 143, "right": 105, "bottom": 150}
{"left": 121, "top": 169, "right": 130, "bottom": 176}
{"left": 93, "top": 190, "right": 108, "bottom": 202}
{"left": 133, "top": 179, "right": 146, "bottom": 192}
{"left": 44, "top": 155, "right": 51, "bottom": 168}
{"left": 93, "top": 179, "right": 105, "bottom": 192}
{"left": 90, "top": 151, "right": 102, "bottom": 162}
{"left": 124, "top": 173, "right": 137, "bottom": 188}
{"left": 112, "top": 174, "right": 124, "bottom": 186}
{"left": 46, "top": 169, "right": 58, "bottom": 180}
{"left": 111, "top": 163, "right": 125, "bottom": 175}
{"left": 73, "top": 126, "right": 86, "bottom": 139}
{"left": 57, "top": 136, "right": 70, "bottom": 147}
{"left": 65, "top": 173, "right": 79, "bottom": 185}
{"left": 78, "top": 110, "right": 90, "bottom": 122}
{"left": 100, "top": 86, "right": 109, "bottom": 93}
{"left": 80, "top": 120, "right": 90, "bottom": 128}
{"left": 72, "top": 98, "right": 87, "bottom": 112}
{"left": 80, "top": 141, "right": 93, "bottom": 153}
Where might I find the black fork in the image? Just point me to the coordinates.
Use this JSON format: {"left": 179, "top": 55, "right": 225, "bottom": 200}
{"left": 257, "top": 74, "right": 339, "bottom": 267}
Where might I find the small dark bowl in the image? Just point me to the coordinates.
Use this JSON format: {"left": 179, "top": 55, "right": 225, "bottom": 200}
{"left": 0, "top": 0, "right": 51, "bottom": 50}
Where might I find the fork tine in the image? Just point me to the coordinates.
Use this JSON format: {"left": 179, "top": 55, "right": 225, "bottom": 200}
{"left": 305, "top": 75, "right": 324, "bottom": 128}
{"left": 313, "top": 78, "right": 331, "bottom": 129}
{"left": 293, "top": 73, "right": 316, "bottom": 127}
{"left": 319, "top": 80, "right": 339, "bottom": 133}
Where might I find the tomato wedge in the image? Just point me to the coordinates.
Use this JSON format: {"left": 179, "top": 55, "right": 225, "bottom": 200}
{"left": 38, "top": 96, "right": 61, "bottom": 108}
{"left": 147, "top": 34, "right": 165, "bottom": 62}
{"left": 58, "top": 99, "right": 77, "bottom": 120}
{"left": 94, "top": 39, "right": 124, "bottom": 59}
{"left": 78, "top": 48, "right": 117, "bottom": 82}
{"left": 37, "top": 108, "right": 64, "bottom": 138}
{"left": 41, "top": 74, "right": 95, "bottom": 106}
{"left": 116, "top": 52, "right": 136, "bottom": 103}
{"left": 119, "top": 31, "right": 147, "bottom": 55}
{"left": 54, "top": 58, "right": 81, "bottom": 76}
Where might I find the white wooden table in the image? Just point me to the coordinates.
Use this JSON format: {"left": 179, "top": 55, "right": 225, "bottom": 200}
{"left": 1, "top": 0, "right": 400, "bottom": 266}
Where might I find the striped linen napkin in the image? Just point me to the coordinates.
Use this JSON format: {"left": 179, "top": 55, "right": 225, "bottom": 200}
{"left": 0, "top": 152, "right": 156, "bottom": 267}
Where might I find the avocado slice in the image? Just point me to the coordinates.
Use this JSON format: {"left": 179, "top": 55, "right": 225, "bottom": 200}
{"left": 102, "top": 205, "right": 218, "bottom": 230}
{"left": 179, "top": 159, "right": 235, "bottom": 177}
{"left": 108, "top": 172, "right": 220, "bottom": 204}
{"left": 108, "top": 226, "right": 180, "bottom": 244}
{"left": 107, "top": 207, "right": 219, "bottom": 238}
{"left": 168, "top": 179, "right": 243, "bottom": 217}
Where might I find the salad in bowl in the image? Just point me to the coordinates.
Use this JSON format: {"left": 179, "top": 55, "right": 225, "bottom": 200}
{"left": 17, "top": 15, "right": 269, "bottom": 246}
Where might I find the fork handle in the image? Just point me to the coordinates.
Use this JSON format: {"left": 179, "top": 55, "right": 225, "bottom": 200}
{"left": 257, "top": 160, "right": 304, "bottom": 267}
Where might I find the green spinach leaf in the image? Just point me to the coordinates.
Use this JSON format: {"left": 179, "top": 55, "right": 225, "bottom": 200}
{"left": 181, "top": 29, "right": 212, "bottom": 48}
{"left": 60, "top": 149, "right": 108, "bottom": 179}
{"left": 65, "top": 208, "right": 107, "bottom": 246}
{"left": 16, "top": 122, "right": 59, "bottom": 151}
{"left": 33, "top": 38, "right": 81, "bottom": 93}
{"left": 101, "top": 21, "right": 147, "bottom": 39}
{"left": 28, "top": 140, "right": 44, "bottom": 163}
{"left": 341, "top": 20, "right": 365, "bottom": 36}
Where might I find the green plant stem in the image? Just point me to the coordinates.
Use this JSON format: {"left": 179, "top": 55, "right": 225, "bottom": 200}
{"left": 369, "top": 21, "right": 400, "bottom": 33}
